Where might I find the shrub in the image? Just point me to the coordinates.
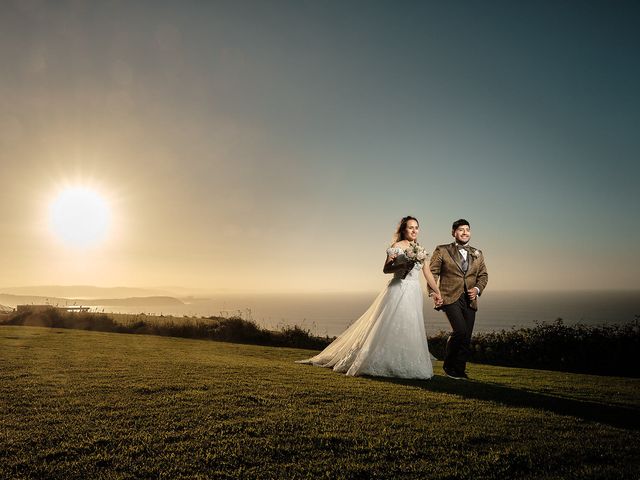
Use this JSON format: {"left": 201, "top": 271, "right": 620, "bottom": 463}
{"left": 465, "top": 318, "right": 640, "bottom": 377}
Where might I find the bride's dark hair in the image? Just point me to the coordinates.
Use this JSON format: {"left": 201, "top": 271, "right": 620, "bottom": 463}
{"left": 393, "top": 216, "right": 419, "bottom": 243}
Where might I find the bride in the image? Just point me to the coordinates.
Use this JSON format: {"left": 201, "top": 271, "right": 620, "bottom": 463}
{"left": 297, "top": 216, "right": 443, "bottom": 379}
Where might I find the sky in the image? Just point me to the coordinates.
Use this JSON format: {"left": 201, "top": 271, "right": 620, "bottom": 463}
{"left": 1, "top": 0, "right": 639, "bottom": 294}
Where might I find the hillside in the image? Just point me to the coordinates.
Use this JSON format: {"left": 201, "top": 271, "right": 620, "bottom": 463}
{"left": 1, "top": 326, "right": 639, "bottom": 479}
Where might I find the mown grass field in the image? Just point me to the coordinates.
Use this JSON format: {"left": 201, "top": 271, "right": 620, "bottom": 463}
{"left": 1, "top": 326, "right": 639, "bottom": 479}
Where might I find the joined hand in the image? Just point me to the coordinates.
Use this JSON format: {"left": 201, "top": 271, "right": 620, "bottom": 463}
{"left": 431, "top": 293, "right": 443, "bottom": 308}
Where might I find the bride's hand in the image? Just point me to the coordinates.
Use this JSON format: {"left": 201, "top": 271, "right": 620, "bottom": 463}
{"left": 431, "top": 293, "right": 443, "bottom": 307}
{"left": 383, "top": 254, "right": 401, "bottom": 274}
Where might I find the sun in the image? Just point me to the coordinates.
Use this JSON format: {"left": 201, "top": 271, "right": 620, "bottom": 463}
{"left": 49, "top": 186, "right": 111, "bottom": 248}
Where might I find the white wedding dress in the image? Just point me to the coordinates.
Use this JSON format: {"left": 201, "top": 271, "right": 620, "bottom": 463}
{"left": 297, "top": 247, "right": 434, "bottom": 379}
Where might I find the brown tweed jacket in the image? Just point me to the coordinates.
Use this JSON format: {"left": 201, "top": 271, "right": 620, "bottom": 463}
{"left": 428, "top": 243, "right": 488, "bottom": 310}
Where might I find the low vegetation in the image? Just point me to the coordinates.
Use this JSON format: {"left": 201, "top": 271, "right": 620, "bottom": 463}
{"left": 0, "top": 308, "right": 330, "bottom": 350}
{"left": 429, "top": 318, "right": 640, "bottom": 377}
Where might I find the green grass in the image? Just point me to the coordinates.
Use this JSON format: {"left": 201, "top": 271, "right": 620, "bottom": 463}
{"left": 1, "top": 326, "right": 639, "bottom": 479}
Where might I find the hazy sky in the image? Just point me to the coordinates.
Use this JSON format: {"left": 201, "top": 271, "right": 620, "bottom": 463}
{"left": 1, "top": 0, "right": 639, "bottom": 293}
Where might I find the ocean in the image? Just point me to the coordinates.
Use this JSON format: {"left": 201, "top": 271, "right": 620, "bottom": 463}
{"left": 93, "top": 290, "right": 640, "bottom": 337}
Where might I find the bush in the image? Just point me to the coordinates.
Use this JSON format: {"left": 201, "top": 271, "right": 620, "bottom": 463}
{"left": 3, "top": 308, "right": 119, "bottom": 331}
{"left": 271, "top": 325, "right": 332, "bottom": 350}
{"left": 464, "top": 318, "right": 640, "bottom": 377}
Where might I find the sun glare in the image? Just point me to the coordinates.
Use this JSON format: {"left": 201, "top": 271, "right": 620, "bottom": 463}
{"left": 49, "top": 187, "right": 111, "bottom": 248}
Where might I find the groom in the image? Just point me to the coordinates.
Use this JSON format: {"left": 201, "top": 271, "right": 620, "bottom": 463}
{"left": 428, "top": 219, "right": 488, "bottom": 379}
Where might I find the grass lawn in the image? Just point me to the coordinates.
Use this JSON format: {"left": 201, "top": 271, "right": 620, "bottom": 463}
{"left": 1, "top": 325, "right": 639, "bottom": 479}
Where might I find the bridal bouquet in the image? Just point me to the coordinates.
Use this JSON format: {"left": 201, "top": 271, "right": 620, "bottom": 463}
{"left": 404, "top": 242, "right": 429, "bottom": 264}
{"left": 399, "top": 242, "right": 428, "bottom": 279}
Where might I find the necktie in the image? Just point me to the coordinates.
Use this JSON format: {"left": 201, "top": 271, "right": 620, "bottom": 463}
{"left": 458, "top": 246, "right": 469, "bottom": 272}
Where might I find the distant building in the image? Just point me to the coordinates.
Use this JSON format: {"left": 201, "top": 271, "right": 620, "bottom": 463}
{"left": 16, "top": 305, "right": 90, "bottom": 313}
